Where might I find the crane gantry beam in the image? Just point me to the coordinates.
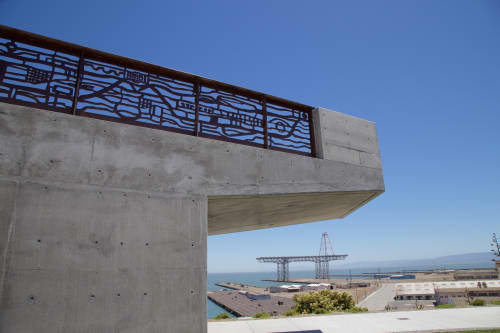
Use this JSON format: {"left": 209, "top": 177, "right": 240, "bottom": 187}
{"left": 257, "top": 233, "right": 348, "bottom": 281}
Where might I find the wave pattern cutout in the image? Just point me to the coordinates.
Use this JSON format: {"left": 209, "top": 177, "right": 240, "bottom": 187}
{"left": 77, "top": 59, "right": 197, "bottom": 133}
{"left": 0, "top": 38, "right": 79, "bottom": 112}
{"left": 0, "top": 32, "right": 314, "bottom": 156}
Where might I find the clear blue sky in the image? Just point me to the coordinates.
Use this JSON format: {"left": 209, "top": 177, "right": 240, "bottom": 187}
{"left": 2, "top": 0, "right": 499, "bottom": 273}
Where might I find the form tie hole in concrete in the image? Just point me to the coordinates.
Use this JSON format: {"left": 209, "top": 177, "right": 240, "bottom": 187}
{"left": 148, "top": 173, "right": 151, "bottom": 177}
{"left": 29, "top": 295, "right": 35, "bottom": 301}
{"left": 37, "top": 239, "right": 41, "bottom": 243}
{"left": 95, "top": 241, "right": 98, "bottom": 244}
{"left": 144, "top": 292, "right": 148, "bottom": 296}
{"left": 145, "top": 242, "right": 149, "bottom": 246}
{"left": 191, "top": 243, "right": 195, "bottom": 247}
{"left": 49, "top": 159, "right": 54, "bottom": 163}
{"left": 90, "top": 294, "right": 95, "bottom": 298}
{"left": 117, "top": 293, "right": 121, "bottom": 297}
{"left": 188, "top": 176, "right": 192, "bottom": 179}
{"left": 98, "top": 169, "right": 102, "bottom": 173}
{"left": 44, "top": 186, "right": 48, "bottom": 190}
{"left": 190, "top": 290, "right": 194, "bottom": 294}
{"left": 123, "top": 193, "right": 127, "bottom": 197}
{"left": 98, "top": 191, "right": 102, "bottom": 195}
{"left": 147, "top": 195, "right": 151, "bottom": 199}
{"left": 120, "top": 242, "right": 124, "bottom": 246}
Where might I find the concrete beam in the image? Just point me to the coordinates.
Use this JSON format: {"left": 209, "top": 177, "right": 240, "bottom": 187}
{"left": 0, "top": 103, "right": 384, "bottom": 233}
{"left": 208, "top": 191, "right": 381, "bottom": 235}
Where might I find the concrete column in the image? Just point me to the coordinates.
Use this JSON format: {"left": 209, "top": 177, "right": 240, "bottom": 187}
{"left": 0, "top": 180, "right": 207, "bottom": 332}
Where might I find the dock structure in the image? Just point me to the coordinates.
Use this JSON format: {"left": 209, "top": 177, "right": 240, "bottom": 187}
{"left": 207, "top": 291, "right": 295, "bottom": 317}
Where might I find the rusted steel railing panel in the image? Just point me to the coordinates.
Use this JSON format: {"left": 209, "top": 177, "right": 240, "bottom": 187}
{"left": 0, "top": 25, "right": 315, "bottom": 157}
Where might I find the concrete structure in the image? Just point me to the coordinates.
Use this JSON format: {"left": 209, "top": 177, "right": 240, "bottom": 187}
{"left": 0, "top": 102, "right": 384, "bottom": 332}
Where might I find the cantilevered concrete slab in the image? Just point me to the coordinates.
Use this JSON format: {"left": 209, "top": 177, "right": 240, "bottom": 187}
{"left": 0, "top": 102, "right": 383, "bottom": 332}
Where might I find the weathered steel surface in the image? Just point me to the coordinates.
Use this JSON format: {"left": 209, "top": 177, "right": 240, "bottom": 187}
{"left": 0, "top": 25, "right": 314, "bottom": 156}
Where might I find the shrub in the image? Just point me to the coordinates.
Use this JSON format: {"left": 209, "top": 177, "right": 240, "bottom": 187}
{"left": 284, "top": 310, "right": 299, "bottom": 316}
{"left": 253, "top": 312, "right": 271, "bottom": 319}
{"left": 471, "top": 299, "right": 485, "bottom": 306}
{"left": 344, "top": 306, "right": 368, "bottom": 313}
{"left": 213, "top": 312, "right": 231, "bottom": 320}
{"left": 436, "top": 304, "right": 456, "bottom": 309}
{"left": 490, "top": 300, "right": 500, "bottom": 305}
{"left": 292, "top": 290, "right": 356, "bottom": 314}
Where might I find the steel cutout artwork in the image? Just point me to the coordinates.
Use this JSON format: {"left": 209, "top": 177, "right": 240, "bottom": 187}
{"left": 0, "top": 26, "right": 315, "bottom": 157}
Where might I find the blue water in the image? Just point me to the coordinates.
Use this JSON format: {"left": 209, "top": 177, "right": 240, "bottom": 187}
{"left": 206, "top": 262, "right": 495, "bottom": 318}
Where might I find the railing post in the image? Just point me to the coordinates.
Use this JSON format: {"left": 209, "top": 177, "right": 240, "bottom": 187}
{"left": 308, "top": 108, "right": 316, "bottom": 157}
{"left": 262, "top": 98, "right": 268, "bottom": 149}
{"left": 194, "top": 81, "right": 200, "bottom": 136}
{"left": 71, "top": 51, "right": 84, "bottom": 115}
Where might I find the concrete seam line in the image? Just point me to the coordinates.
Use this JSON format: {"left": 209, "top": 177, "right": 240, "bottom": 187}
{"left": 0, "top": 175, "right": 206, "bottom": 200}
{"left": 0, "top": 181, "right": 19, "bottom": 304}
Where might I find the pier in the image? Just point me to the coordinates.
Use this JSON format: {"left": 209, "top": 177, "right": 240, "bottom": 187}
{"left": 207, "top": 291, "right": 295, "bottom": 317}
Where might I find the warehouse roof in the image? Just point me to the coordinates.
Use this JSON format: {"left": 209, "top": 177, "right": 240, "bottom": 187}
{"left": 395, "top": 280, "right": 500, "bottom": 296}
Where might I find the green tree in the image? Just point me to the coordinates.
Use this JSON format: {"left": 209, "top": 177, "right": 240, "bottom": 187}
{"left": 292, "top": 290, "right": 357, "bottom": 314}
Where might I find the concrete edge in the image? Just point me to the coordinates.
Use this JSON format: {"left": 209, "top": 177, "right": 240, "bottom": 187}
{"left": 339, "top": 190, "right": 384, "bottom": 219}
{"left": 315, "top": 107, "right": 377, "bottom": 125}
{"left": 207, "top": 190, "right": 385, "bottom": 201}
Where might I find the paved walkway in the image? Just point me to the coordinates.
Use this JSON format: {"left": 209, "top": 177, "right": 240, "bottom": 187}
{"left": 358, "top": 283, "right": 396, "bottom": 311}
{"left": 208, "top": 307, "right": 500, "bottom": 333}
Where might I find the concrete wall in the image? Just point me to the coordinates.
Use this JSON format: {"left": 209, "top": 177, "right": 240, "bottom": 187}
{"left": 313, "top": 107, "right": 382, "bottom": 169}
{"left": 0, "top": 181, "right": 206, "bottom": 332}
{"left": 0, "top": 102, "right": 384, "bottom": 332}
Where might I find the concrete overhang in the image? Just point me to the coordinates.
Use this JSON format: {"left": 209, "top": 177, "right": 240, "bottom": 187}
{"left": 1, "top": 103, "right": 384, "bottom": 235}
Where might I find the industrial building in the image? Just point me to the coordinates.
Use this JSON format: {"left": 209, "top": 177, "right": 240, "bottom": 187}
{"left": 394, "top": 280, "right": 500, "bottom": 305}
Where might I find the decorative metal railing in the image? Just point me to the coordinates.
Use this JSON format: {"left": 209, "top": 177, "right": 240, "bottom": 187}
{"left": 0, "top": 25, "right": 316, "bottom": 157}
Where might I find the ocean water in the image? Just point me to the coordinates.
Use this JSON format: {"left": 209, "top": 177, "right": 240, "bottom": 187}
{"left": 206, "top": 262, "right": 495, "bottom": 318}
